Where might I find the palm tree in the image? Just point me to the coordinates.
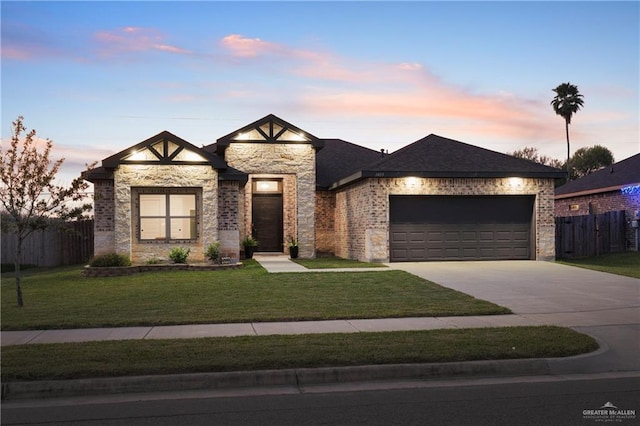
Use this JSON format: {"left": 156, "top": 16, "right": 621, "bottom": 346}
{"left": 551, "top": 82, "right": 584, "bottom": 182}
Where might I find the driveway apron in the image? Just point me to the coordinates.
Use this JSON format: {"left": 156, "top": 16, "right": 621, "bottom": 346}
{"left": 391, "top": 260, "right": 640, "bottom": 372}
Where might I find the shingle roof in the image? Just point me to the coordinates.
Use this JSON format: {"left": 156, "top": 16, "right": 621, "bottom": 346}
{"left": 316, "top": 139, "right": 383, "bottom": 189}
{"left": 330, "top": 134, "right": 565, "bottom": 189}
{"left": 555, "top": 153, "right": 640, "bottom": 197}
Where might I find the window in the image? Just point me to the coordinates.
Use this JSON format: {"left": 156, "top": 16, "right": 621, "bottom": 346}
{"left": 137, "top": 190, "right": 198, "bottom": 241}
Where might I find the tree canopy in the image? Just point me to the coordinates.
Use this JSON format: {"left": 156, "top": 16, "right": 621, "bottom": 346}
{"left": 1, "top": 116, "right": 94, "bottom": 306}
{"left": 508, "top": 145, "right": 615, "bottom": 181}
{"left": 570, "top": 145, "right": 614, "bottom": 179}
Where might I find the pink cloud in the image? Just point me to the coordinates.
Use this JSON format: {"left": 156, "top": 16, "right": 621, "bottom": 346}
{"left": 219, "top": 34, "right": 371, "bottom": 82}
{"left": 220, "top": 34, "right": 281, "bottom": 57}
{"left": 94, "top": 27, "right": 191, "bottom": 56}
{"left": 1, "top": 46, "right": 33, "bottom": 60}
{"left": 216, "top": 34, "right": 636, "bottom": 152}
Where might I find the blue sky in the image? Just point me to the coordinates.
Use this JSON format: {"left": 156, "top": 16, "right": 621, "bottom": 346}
{"left": 2, "top": 1, "right": 638, "bottom": 184}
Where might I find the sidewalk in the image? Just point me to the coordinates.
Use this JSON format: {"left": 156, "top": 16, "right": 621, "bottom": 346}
{"left": 2, "top": 255, "right": 636, "bottom": 401}
{"left": 1, "top": 254, "right": 539, "bottom": 346}
{"left": 1, "top": 314, "right": 542, "bottom": 346}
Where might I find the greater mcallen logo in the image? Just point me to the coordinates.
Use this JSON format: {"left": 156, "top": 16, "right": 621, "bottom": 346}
{"left": 583, "top": 402, "right": 636, "bottom": 422}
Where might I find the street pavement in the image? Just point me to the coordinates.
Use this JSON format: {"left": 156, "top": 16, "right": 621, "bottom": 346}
{"left": 2, "top": 255, "right": 638, "bottom": 400}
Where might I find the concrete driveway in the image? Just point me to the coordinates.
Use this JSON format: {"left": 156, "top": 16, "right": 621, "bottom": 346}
{"left": 391, "top": 260, "right": 640, "bottom": 372}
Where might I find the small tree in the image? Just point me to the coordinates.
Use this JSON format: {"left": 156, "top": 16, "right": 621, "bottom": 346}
{"left": 0, "top": 116, "right": 94, "bottom": 307}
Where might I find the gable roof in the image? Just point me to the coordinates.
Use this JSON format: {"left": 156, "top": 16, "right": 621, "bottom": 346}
{"left": 216, "top": 114, "right": 324, "bottom": 156}
{"left": 555, "top": 153, "right": 640, "bottom": 198}
{"left": 102, "top": 130, "right": 227, "bottom": 169}
{"left": 330, "top": 134, "right": 565, "bottom": 189}
{"left": 82, "top": 131, "right": 244, "bottom": 183}
{"left": 316, "top": 139, "right": 383, "bottom": 189}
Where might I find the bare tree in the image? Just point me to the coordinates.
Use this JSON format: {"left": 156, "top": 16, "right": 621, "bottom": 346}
{"left": 0, "top": 116, "right": 94, "bottom": 307}
{"left": 509, "top": 146, "right": 564, "bottom": 169}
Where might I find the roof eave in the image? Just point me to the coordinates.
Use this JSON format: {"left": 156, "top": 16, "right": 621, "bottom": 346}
{"left": 329, "top": 170, "right": 565, "bottom": 190}
{"left": 555, "top": 182, "right": 640, "bottom": 199}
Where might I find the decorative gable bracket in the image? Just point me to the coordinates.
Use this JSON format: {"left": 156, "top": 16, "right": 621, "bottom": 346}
{"left": 102, "top": 131, "right": 227, "bottom": 170}
{"left": 216, "top": 113, "right": 323, "bottom": 156}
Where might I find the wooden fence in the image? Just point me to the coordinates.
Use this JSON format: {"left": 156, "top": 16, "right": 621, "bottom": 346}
{"left": 555, "top": 210, "right": 626, "bottom": 259}
{"left": 1, "top": 220, "right": 94, "bottom": 267}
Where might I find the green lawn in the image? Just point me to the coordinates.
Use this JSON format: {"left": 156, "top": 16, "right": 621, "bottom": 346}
{"left": 292, "top": 257, "right": 387, "bottom": 269}
{"left": 1, "top": 260, "right": 510, "bottom": 330}
{"left": 1, "top": 326, "right": 597, "bottom": 382}
{"left": 558, "top": 251, "right": 640, "bottom": 279}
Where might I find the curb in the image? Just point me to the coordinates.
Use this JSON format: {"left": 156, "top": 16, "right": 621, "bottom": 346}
{"left": 1, "top": 358, "right": 550, "bottom": 401}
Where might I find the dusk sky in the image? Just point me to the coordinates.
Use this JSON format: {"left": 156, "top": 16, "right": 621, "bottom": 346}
{"left": 2, "top": 1, "right": 638, "bottom": 184}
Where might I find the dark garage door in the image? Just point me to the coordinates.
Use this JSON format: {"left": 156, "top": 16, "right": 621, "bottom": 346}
{"left": 390, "top": 195, "right": 534, "bottom": 262}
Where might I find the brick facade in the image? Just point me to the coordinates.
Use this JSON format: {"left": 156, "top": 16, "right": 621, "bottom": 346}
{"left": 334, "top": 177, "right": 556, "bottom": 262}
{"left": 315, "top": 190, "right": 335, "bottom": 255}
{"left": 217, "top": 180, "right": 242, "bottom": 261}
{"left": 555, "top": 190, "right": 640, "bottom": 250}
{"left": 93, "top": 179, "right": 116, "bottom": 255}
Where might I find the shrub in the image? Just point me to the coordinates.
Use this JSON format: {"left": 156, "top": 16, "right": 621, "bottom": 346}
{"left": 242, "top": 235, "right": 258, "bottom": 247}
{"left": 169, "top": 247, "right": 190, "bottom": 264}
{"left": 205, "top": 241, "right": 221, "bottom": 262}
{"left": 89, "top": 253, "right": 132, "bottom": 267}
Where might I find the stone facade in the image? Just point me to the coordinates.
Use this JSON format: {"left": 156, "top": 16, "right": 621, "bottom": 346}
{"left": 113, "top": 164, "right": 218, "bottom": 263}
{"left": 335, "top": 177, "right": 556, "bottom": 262}
{"left": 224, "top": 143, "right": 316, "bottom": 258}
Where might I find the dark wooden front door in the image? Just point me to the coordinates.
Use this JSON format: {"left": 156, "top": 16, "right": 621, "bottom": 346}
{"left": 252, "top": 194, "right": 283, "bottom": 252}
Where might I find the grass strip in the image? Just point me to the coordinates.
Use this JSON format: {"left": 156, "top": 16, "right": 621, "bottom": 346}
{"left": 557, "top": 252, "right": 640, "bottom": 279}
{"left": 1, "top": 326, "right": 597, "bottom": 382}
{"left": 2, "top": 261, "right": 509, "bottom": 330}
{"left": 292, "top": 257, "right": 387, "bottom": 269}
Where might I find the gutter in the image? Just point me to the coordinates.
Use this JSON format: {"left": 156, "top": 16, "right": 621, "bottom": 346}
{"left": 555, "top": 182, "right": 640, "bottom": 200}
{"left": 330, "top": 170, "right": 566, "bottom": 191}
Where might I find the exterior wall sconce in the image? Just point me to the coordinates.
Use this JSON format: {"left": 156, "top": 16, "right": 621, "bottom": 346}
{"left": 508, "top": 177, "right": 524, "bottom": 188}
{"left": 405, "top": 177, "right": 420, "bottom": 188}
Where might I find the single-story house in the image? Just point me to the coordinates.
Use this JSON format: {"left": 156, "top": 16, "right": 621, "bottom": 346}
{"left": 82, "top": 114, "right": 565, "bottom": 263}
{"left": 555, "top": 153, "right": 640, "bottom": 250}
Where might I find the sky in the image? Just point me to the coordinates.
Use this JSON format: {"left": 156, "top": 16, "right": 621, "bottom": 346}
{"left": 2, "top": 1, "right": 639, "bottom": 185}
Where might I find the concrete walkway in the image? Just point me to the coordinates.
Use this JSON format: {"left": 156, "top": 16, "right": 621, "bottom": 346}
{"left": 1, "top": 314, "right": 543, "bottom": 346}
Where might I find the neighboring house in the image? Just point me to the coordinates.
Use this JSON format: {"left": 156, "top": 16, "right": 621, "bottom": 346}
{"left": 555, "top": 153, "right": 640, "bottom": 250}
{"left": 82, "top": 114, "right": 564, "bottom": 263}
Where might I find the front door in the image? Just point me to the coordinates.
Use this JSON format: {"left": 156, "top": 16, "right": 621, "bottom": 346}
{"left": 251, "top": 180, "right": 283, "bottom": 252}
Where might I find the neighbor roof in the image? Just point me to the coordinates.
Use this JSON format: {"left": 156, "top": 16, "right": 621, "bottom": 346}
{"left": 330, "top": 134, "right": 565, "bottom": 189}
{"left": 555, "top": 153, "right": 640, "bottom": 198}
